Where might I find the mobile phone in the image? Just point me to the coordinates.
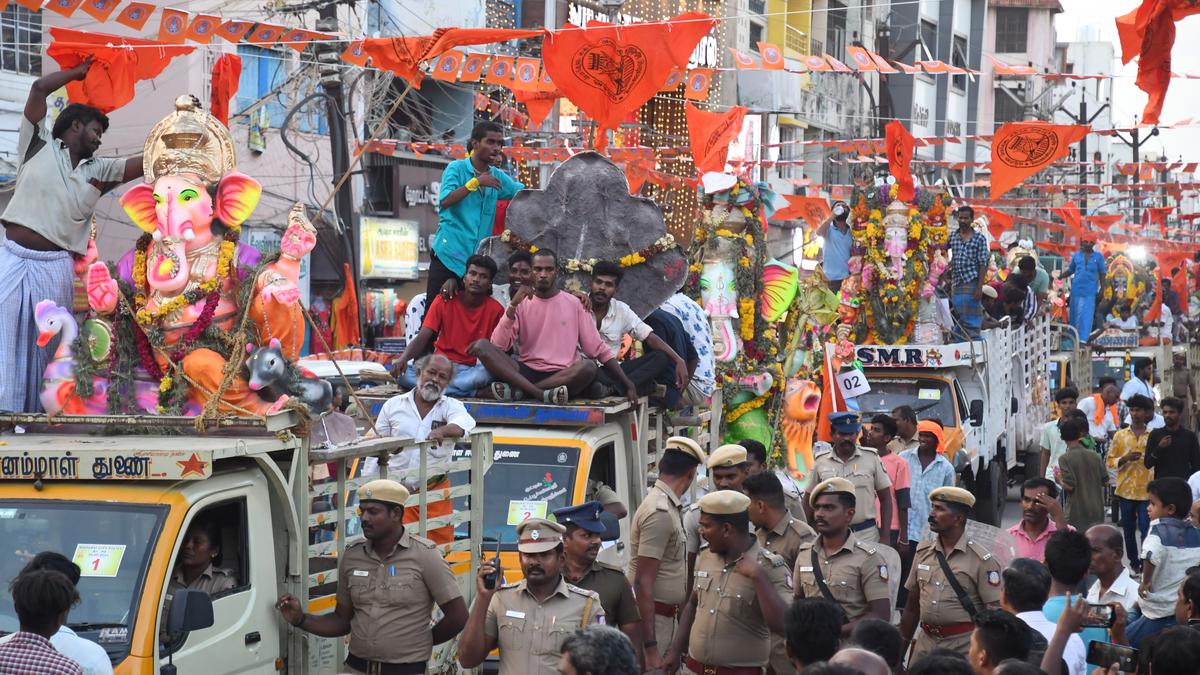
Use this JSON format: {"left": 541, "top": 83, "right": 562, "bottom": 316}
{"left": 482, "top": 538, "right": 502, "bottom": 590}
{"left": 1082, "top": 603, "right": 1115, "bottom": 628}
{"left": 1086, "top": 641, "right": 1138, "bottom": 671}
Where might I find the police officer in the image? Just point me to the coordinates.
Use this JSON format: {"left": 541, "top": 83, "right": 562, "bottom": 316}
{"left": 458, "top": 518, "right": 604, "bottom": 674}
{"left": 742, "top": 439, "right": 809, "bottom": 524}
{"left": 899, "top": 486, "right": 1002, "bottom": 662}
{"left": 552, "top": 501, "right": 642, "bottom": 651}
{"left": 665, "top": 490, "right": 790, "bottom": 675}
{"left": 685, "top": 443, "right": 752, "bottom": 569}
{"left": 744, "top": 470, "right": 816, "bottom": 675}
{"left": 793, "top": 478, "right": 892, "bottom": 635}
{"left": 805, "top": 412, "right": 893, "bottom": 543}
{"left": 276, "top": 479, "right": 467, "bottom": 675}
{"left": 629, "top": 436, "right": 706, "bottom": 673}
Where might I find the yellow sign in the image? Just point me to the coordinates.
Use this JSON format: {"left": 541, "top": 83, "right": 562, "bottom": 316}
{"left": 72, "top": 543, "right": 127, "bottom": 578}
{"left": 506, "top": 499, "right": 548, "bottom": 526}
{"left": 360, "top": 217, "right": 420, "bottom": 280}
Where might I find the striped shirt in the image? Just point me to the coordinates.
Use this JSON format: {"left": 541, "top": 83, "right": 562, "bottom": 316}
{"left": 949, "top": 230, "right": 989, "bottom": 286}
{"left": 0, "top": 631, "right": 84, "bottom": 674}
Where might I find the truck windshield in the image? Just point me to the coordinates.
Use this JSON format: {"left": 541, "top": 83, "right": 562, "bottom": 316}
{"left": 453, "top": 444, "right": 580, "bottom": 549}
{"left": 0, "top": 501, "right": 165, "bottom": 661}
{"left": 855, "top": 378, "right": 957, "bottom": 426}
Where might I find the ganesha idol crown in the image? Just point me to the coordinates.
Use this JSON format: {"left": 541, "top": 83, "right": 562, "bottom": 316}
{"left": 143, "top": 95, "right": 236, "bottom": 186}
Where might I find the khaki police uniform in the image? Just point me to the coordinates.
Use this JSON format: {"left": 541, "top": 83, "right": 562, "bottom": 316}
{"left": 758, "top": 514, "right": 814, "bottom": 675}
{"left": 905, "top": 533, "right": 1002, "bottom": 660}
{"left": 567, "top": 560, "right": 641, "bottom": 628}
{"left": 629, "top": 478, "right": 688, "bottom": 647}
{"left": 337, "top": 530, "right": 462, "bottom": 672}
{"left": 168, "top": 563, "right": 236, "bottom": 596}
{"left": 792, "top": 532, "right": 891, "bottom": 619}
{"left": 486, "top": 576, "right": 605, "bottom": 675}
{"left": 806, "top": 445, "right": 892, "bottom": 542}
{"left": 784, "top": 491, "right": 809, "bottom": 524}
{"left": 684, "top": 539, "right": 790, "bottom": 673}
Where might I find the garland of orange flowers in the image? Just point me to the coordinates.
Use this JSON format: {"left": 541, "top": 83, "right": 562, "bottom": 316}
{"left": 499, "top": 229, "right": 676, "bottom": 272}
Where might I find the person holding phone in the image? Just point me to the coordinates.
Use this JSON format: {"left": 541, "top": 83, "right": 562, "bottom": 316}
{"left": 1145, "top": 398, "right": 1200, "bottom": 480}
{"left": 817, "top": 200, "right": 853, "bottom": 291}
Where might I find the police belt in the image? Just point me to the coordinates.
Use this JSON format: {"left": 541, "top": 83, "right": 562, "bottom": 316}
{"left": 654, "top": 601, "right": 680, "bottom": 617}
{"left": 345, "top": 654, "right": 426, "bottom": 675}
{"left": 685, "top": 656, "right": 765, "bottom": 675}
{"left": 920, "top": 621, "right": 975, "bottom": 639}
{"left": 850, "top": 518, "right": 877, "bottom": 532}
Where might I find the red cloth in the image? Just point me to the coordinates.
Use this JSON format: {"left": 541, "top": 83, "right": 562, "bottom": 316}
{"left": 493, "top": 199, "right": 510, "bottom": 235}
{"left": 331, "top": 263, "right": 361, "bottom": 349}
{"left": 541, "top": 12, "right": 716, "bottom": 151}
{"left": 885, "top": 120, "right": 916, "bottom": 201}
{"left": 686, "top": 103, "right": 747, "bottom": 174}
{"left": 46, "top": 27, "right": 194, "bottom": 114}
{"left": 1117, "top": 1, "right": 1200, "bottom": 124}
{"left": 210, "top": 54, "right": 242, "bottom": 128}
{"left": 423, "top": 294, "right": 505, "bottom": 366}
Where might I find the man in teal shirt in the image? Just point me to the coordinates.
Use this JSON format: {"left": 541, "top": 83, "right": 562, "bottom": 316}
{"left": 1062, "top": 236, "right": 1106, "bottom": 341}
{"left": 428, "top": 121, "right": 523, "bottom": 305}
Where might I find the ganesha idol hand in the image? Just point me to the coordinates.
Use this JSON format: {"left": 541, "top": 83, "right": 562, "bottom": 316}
{"left": 74, "top": 239, "right": 99, "bottom": 277}
{"left": 259, "top": 278, "right": 302, "bottom": 305}
{"left": 87, "top": 262, "right": 120, "bottom": 315}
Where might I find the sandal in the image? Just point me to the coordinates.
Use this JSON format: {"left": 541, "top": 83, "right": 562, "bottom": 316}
{"left": 491, "top": 382, "right": 526, "bottom": 401}
{"left": 542, "top": 385, "right": 569, "bottom": 405}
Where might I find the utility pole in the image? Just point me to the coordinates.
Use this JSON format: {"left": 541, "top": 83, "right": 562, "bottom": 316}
{"left": 1113, "top": 119, "right": 1160, "bottom": 228}
{"left": 1057, "top": 84, "right": 1108, "bottom": 191}
{"left": 315, "top": 5, "right": 361, "bottom": 340}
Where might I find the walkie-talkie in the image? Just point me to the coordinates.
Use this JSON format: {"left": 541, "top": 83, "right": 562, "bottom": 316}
{"left": 483, "top": 537, "right": 502, "bottom": 590}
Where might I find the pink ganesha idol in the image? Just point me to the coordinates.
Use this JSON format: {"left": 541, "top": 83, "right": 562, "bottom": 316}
{"left": 86, "top": 95, "right": 314, "bottom": 415}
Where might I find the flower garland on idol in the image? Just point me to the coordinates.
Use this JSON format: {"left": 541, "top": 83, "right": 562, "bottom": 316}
{"left": 499, "top": 229, "right": 677, "bottom": 273}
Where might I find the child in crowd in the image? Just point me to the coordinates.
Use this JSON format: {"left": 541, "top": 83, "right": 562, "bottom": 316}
{"left": 1128, "top": 477, "right": 1200, "bottom": 647}
{"left": 1056, "top": 416, "right": 1108, "bottom": 530}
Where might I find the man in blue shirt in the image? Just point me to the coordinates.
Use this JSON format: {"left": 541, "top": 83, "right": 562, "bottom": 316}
{"left": 1062, "top": 236, "right": 1107, "bottom": 341}
{"left": 818, "top": 200, "right": 853, "bottom": 292}
{"left": 427, "top": 121, "right": 523, "bottom": 308}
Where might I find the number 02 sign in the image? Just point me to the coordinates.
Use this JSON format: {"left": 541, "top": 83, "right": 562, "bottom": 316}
{"left": 836, "top": 369, "right": 871, "bottom": 399}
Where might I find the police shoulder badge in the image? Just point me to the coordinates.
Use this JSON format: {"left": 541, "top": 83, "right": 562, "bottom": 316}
{"left": 987, "top": 570, "right": 1000, "bottom": 586}
{"left": 879, "top": 564, "right": 889, "bottom": 581}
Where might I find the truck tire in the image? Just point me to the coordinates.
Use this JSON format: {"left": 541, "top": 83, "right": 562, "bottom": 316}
{"left": 972, "top": 459, "right": 1005, "bottom": 526}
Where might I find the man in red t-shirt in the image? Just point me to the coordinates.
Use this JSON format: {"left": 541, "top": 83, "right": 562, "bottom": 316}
{"left": 393, "top": 255, "right": 504, "bottom": 397}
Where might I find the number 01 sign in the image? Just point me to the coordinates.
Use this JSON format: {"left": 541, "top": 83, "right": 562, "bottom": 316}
{"left": 836, "top": 368, "right": 871, "bottom": 399}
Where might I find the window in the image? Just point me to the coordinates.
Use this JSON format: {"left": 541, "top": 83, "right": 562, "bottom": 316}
{"left": 994, "top": 88, "right": 1024, "bottom": 128}
{"left": 826, "top": 1, "right": 847, "bottom": 59}
{"left": 1, "top": 5, "right": 41, "bottom": 75}
{"left": 236, "top": 45, "right": 290, "bottom": 127}
{"left": 920, "top": 19, "right": 938, "bottom": 61}
{"left": 749, "top": 22, "right": 764, "bottom": 51}
{"left": 995, "top": 8, "right": 1028, "bottom": 53}
{"left": 952, "top": 35, "right": 968, "bottom": 91}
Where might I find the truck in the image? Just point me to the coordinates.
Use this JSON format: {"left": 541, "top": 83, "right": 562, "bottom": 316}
{"left": 0, "top": 411, "right": 491, "bottom": 674}
{"left": 834, "top": 314, "right": 1051, "bottom": 525}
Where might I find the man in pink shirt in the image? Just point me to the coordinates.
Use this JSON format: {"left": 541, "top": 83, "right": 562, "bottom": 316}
{"left": 1006, "top": 477, "right": 1071, "bottom": 563}
{"left": 865, "top": 414, "right": 911, "bottom": 552}
{"left": 470, "top": 249, "right": 638, "bottom": 405}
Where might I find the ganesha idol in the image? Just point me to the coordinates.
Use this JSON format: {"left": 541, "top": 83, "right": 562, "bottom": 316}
{"left": 85, "top": 96, "right": 313, "bottom": 415}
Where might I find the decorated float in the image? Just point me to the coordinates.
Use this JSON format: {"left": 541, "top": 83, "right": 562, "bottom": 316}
{"left": 41, "top": 96, "right": 330, "bottom": 419}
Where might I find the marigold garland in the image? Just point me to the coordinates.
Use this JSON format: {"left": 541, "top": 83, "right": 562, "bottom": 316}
{"left": 500, "top": 229, "right": 676, "bottom": 272}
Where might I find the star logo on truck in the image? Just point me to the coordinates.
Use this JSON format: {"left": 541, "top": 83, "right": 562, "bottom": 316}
{"left": 177, "top": 452, "right": 208, "bottom": 478}
{"left": 925, "top": 349, "right": 943, "bottom": 366}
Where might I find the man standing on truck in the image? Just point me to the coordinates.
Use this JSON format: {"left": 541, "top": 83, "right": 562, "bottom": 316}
{"left": 805, "top": 412, "right": 893, "bottom": 544}
{"left": 1061, "top": 235, "right": 1107, "bottom": 342}
{"left": 276, "top": 479, "right": 467, "bottom": 675}
{"left": 899, "top": 487, "right": 1002, "bottom": 661}
{"left": 586, "top": 260, "right": 689, "bottom": 399}
{"left": 792, "top": 478, "right": 893, "bottom": 636}
{"left": 459, "top": 518, "right": 605, "bottom": 674}
{"left": 552, "top": 502, "right": 643, "bottom": 660}
{"left": 393, "top": 255, "right": 504, "bottom": 397}
{"left": 818, "top": 200, "right": 853, "bottom": 292}
{"left": 629, "top": 436, "right": 706, "bottom": 674}
{"left": 474, "top": 249, "right": 639, "bottom": 405}
{"left": 1, "top": 60, "right": 145, "bottom": 413}
{"left": 948, "top": 206, "right": 990, "bottom": 338}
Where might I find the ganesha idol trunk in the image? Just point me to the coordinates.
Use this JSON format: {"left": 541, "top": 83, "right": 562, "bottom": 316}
{"left": 700, "top": 225, "right": 746, "bottom": 364}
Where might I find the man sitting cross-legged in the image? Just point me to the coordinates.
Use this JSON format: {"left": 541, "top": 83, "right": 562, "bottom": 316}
{"left": 392, "top": 254, "right": 504, "bottom": 397}
{"left": 470, "top": 249, "right": 638, "bottom": 405}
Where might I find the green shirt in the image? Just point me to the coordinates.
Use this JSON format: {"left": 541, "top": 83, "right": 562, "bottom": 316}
{"left": 1059, "top": 447, "right": 1108, "bottom": 530}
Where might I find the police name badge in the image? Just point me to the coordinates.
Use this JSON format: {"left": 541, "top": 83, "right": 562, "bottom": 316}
{"left": 352, "top": 570, "right": 369, "bottom": 577}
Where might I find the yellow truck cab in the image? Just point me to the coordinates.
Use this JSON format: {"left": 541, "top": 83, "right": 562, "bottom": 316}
{"left": 0, "top": 411, "right": 491, "bottom": 674}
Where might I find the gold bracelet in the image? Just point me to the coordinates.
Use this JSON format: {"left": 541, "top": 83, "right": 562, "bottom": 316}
{"left": 466, "top": 177, "right": 480, "bottom": 192}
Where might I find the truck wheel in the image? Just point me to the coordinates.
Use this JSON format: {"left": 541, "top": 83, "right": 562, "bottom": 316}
{"left": 973, "top": 460, "right": 1005, "bottom": 526}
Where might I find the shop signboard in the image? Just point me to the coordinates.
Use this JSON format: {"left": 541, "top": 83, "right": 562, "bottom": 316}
{"left": 360, "top": 217, "right": 420, "bottom": 280}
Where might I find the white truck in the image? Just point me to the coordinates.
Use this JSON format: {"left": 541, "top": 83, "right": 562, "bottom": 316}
{"left": 0, "top": 411, "right": 491, "bottom": 674}
{"left": 834, "top": 314, "right": 1051, "bottom": 525}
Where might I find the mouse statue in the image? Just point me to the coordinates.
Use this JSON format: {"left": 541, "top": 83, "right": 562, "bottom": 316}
{"left": 245, "top": 338, "right": 333, "bottom": 414}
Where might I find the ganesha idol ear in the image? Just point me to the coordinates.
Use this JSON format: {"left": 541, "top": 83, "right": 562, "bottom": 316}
{"left": 215, "top": 172, "right": 262, "bottom": 229}
{"left": 120, "top": 184, "right": 159, "bottom": 233}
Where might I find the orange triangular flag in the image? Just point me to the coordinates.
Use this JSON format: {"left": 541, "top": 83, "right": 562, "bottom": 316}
{"left": 885, "top": 120, "right": 916, "bottom": 201}
{"left": 730, "top": 48, "right": 758, "bottom": 69}
{"left": 1052, "top": 201, "right": 1083, "bottom": 235}
{"left": 976, "top": 206, "right": 1013, "bottom": 240}
{"left": 771, "top": 195, "right": 831, "bottom": 230}
{"left": 246, "top": 24, "right": 285, "bottom": 46}
{"left": 541, "top": 11, "right": 716, "bottom": 151}
{"left": 78, "top": 0, "right": 120, "bottom": 22}
{"left": 514, "top": 90, "right": 559, "bottom": 128}
{"left": 757, "top": 42, "right": 784, "bottom": 70}
{"left": 44, "top": 0, "right": 84, "bottom": 18}
{"left": 685, "top": 69, "right": 713, "bottom": 101}
{"left": 803, "top": 55, "right": 832, "bottom": 72}
{"left": 215, "top": 19, "right": 254, "bottom": 43}
{"left": 281, "top": 29, "right": 316, "bottom": 53}
{"left": 114, "top": 2, "right": 156, "bottom": 30}
{"left": 341, "top": 41, "right": 369, "bottom": 67}
{"left": 660, "top": 67, "right": 686, "bottom": 91}
{"left": 686, "top": 103, "right": 747, "bottom": 174}
{"left": 361, "top": 36, "right": 435, "bottom": 87}
{"left": 1087, "top": 214, "right": 1121, "bottom": 232}
{"left": 990, "top": 122, "right": 1089, "bottom": 199}
{"left": 185, "top": 15, "right": 221, "bottom": 44}
{"left": 158, "top": 9, "right": 190, "bottom": 45}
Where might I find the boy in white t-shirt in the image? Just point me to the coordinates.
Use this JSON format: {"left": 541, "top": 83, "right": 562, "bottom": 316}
{"left": 1128, "top": 477, "right": 1200, "bottom": 648}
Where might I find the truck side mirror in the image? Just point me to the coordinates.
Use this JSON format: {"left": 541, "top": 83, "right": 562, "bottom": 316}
{"left": 968, "top": 399, "right": 984, "bottom": 427}
{"left": 166, "top": 589, "right": 214, "bottom": 635}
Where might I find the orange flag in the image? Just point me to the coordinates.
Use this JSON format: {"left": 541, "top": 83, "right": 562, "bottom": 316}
{"left": 79, "top": 0, "right": 120, "bottom": 22}
{"left": 541, "top": 11, "right": 716, "bottom": 151}
{"left": 1052, "top": 201, "right": 1083, "bottom": 236}
{"left": 685, "top": 69, "right": 713, "bottom": 101}
{"left": 47, "top": 28, "right": 195, "bottom": 114}
{"left": 686, "top": 103, "right": 747, "bottom": 175}
{"left": 847, "top": 46, "right": 877, "bottom": 71}
{"left": 281, "top": 29, "right": 317, "bottom": 53}
{"left": 430, "top": 50, "right": 464, "bottom": 82}
{"left": 215, "top": 19, "right": 255, "bottom": 43}
{"left": 976, "top": 206, "right": 1013, "bottom": 240}
{"left": 484, "top": 57, "right": 514, "bottom": 85}
{"left": 885, "top": 120, "right": 916, "bottom": 201}
{"left": 114, "top": 2, "right": 156, "bottom": 30}
{"left": 420, "top": 27, "right": 540, "bottom": 61}
{"left": 514, "top": 89, "right": 560, "bottom": 128}
{"left": 210, "top": 53, "right": 241, "bottom": 127}
{"left": 246, "top": 24, "right": 285, "bottom": 46}
{"left": 460, "top": 53, "right": 487, "bottom": 81}
{"left": 1086, "top": 214, "right": 1121, "bottom": 232}
{"left": 989, "top": 122, "right": 1089, "bottom": 199}
{"left": 730, "top": 48, "right": 758, "bottom": 69}
{"left": 1148, "top": 206, "right": 1174, "bottom": 236}
{"left": 158, "top": 9, "right": 190, "bottom": 45}
{"left": 361, "top": 28, "right": 539, "bottom": 89}
{"left": 757, "top": 42, "right": 785, "bottom": 70}
{"left": 185, "top": 15, "right": 221, "bottom": 44}
{"left": 511, "top": 58, "right": 542, "bottom": 91}
{"left": 341, "top": 41, "right": 369, "bottom": 67}
{"left": 330, "top": 263, "right": 361, "bottom": 349}
{"left": 660, "top": 67, "right": 686, "bottom": 91}
{"left": 44, "top": 0, "right": 84, "bottom": 18}
{"left": 771, "top": 195, "right": 831, "bottom": 230}
{"left": 1117, "top": 1, "right": 1200, "bottom": 125}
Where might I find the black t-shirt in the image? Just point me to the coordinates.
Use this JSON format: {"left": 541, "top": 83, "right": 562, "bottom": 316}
{"left": 1145, "top": 425, "right": 1200, "bottom": 480}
